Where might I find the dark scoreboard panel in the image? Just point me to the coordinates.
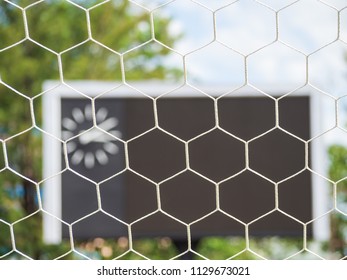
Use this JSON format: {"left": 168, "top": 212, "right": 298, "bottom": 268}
{"left": 60, "top": 96, "right": 311, "bottom": 240}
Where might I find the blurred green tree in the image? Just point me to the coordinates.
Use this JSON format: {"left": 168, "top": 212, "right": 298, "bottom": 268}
{"left": 328, "top": 145, "right": 347, "bottom": 256}
{"left": 0, "top": 0, "right": 181, "bottom": 259}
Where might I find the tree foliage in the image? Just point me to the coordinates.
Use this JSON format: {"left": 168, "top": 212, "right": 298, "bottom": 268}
{"left": 328, "top": 145, "right": 347, "bottom": 256}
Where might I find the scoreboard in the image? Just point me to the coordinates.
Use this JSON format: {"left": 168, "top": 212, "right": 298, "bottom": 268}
{"left": 42, "top": 82, "right": 330, "bottom": 243}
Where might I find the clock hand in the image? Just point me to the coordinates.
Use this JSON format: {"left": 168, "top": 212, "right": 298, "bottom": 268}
{"left": 79, "top": 117, "right": 120, "bottom": 144}
{"left": 98, "top": 117, "right": 119, "bottom": 132}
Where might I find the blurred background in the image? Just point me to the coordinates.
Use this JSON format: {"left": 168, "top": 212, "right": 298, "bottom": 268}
{"left": 0, "top": 0, "right": 346, "bottom": 259}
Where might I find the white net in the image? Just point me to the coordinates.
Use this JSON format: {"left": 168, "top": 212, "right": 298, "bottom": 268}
{"left": 0, "top": 0, "right": 346, "bottom": 260}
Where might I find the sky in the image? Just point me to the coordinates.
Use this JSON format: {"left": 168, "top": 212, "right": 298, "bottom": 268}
{"left": 157, "top": 0, "right": 347, "bottom": 92}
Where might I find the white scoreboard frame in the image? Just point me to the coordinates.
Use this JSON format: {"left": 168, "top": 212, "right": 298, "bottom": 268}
{"left": 42, "top": 81, "right": 331, "bottom": 244}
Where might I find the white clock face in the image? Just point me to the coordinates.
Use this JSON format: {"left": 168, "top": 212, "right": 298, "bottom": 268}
{"left": 62, "top": 104, "right": 122, "bottom": 169}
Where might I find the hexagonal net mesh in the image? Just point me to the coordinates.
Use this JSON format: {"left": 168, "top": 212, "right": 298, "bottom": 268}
{"left": 0, "top": 0, "right": 346, "bottom": 260}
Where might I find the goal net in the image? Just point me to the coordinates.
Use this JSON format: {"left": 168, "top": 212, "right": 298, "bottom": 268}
{"left": 0, "top": 0, "right": 346, "bottom": 260}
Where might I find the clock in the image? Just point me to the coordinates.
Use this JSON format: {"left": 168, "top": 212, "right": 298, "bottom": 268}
{"left": 62, "top": 102, "right": 122, "bottom": 169}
